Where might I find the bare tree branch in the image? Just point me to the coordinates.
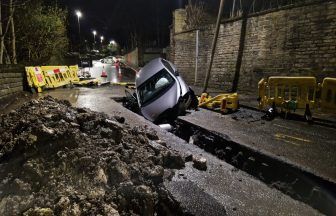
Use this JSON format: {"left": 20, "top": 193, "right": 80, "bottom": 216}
{"left": 185, "top": 0, "right": 206, "bottom": 30}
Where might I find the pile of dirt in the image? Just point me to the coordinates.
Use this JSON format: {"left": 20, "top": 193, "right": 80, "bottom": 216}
{"left": 0, "top": 96, "right": 185, "bottom": 215}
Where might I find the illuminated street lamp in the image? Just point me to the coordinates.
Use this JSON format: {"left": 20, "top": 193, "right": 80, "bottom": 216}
{"left": 75, "top": 10, "right": 82, "bottom": 35}
{"left": 92, "top": 30, "right": 97, "bottom": 42}
{"left": 110, "top": 40, "right": 116, "bottom": 45}
{"left": 109, "top": 40, "right": 118, "bottom": 54}
{"left": 100, "top": 36, "right": 104, "bottom": 43}
{"left": 75, "top": 10, "right": 82, "bottom": 52}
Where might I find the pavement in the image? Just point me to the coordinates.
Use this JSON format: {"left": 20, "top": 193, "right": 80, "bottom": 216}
{"left": 0, "top": 85, "right": 323, "bottom": 215}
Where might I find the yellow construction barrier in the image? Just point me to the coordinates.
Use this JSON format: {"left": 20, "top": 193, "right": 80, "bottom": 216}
{"left": 46, "top": 66, "right": 73, "bottom": 82}
{"left": 320, "top": 77, "right": 336, "bottom": 112}
{"left": 112, "top": 82, "right": 135, "bottom": 86}
{"left": 41, "top": 66, "right": 70, "bottom": 88}
{"left": 25, "top": 67, "right": 46, "bottom": 93}
{"left": 25, "top": 65, "right": 100, "bottom": 92}
{"left": 68, "top": 65, "right": 80, "bottom": 83}
{"left": 198, "top": 93, "right": 239, "bottom": 113}
{"left": 258, "top": 76, "right": 317, "bottom": 111}
{"left": 69, "top": 65, "right": 99, "bottom": 86}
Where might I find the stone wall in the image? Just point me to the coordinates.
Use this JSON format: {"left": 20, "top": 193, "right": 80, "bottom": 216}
{"left": 0, "top": 65, "right": 25, "bottom": 100}
{"left": 125, "top": 48, "right": 139, "bottom": 68}
{"left": 173, "top": 9, "right": 187, "bottom": 34}
{"left": 170, "top": 1, "right": 336, "bottom": 93}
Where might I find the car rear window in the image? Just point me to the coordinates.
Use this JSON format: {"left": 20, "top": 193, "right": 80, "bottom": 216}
{"left": 138, "top": 69, "right": 175, "bottom": 106}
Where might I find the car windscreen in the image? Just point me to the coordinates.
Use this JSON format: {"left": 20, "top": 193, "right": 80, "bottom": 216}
{"left": 138, "top": 69, "right": 175, "bottom": 106}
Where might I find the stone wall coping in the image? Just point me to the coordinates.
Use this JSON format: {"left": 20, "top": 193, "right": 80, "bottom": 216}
{"left": 174, "top": 0, "right": 329, "bottom": 36}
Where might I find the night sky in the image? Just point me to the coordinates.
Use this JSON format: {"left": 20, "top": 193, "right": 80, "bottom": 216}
{"left": 48, "top": 0, "right": 265, "bottom": 51}
{"left": 56, "top": 0, "right": 193, "bottom": 51}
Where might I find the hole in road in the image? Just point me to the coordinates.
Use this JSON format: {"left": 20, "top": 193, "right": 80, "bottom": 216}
{"left": 172, "top": 119, "right": 336, "bottom": 216}
{"left": 117, "top": 98, "right": 336, "bottom": 215}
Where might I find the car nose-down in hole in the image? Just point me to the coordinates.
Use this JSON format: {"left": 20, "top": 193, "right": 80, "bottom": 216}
{"left": 134, "top": 58, "right": 197, "bottom": 123}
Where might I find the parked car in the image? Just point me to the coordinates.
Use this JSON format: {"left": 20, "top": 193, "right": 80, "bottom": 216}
{"left": 135, "top": 58, "right": 197, "bottom": 123}
{"left": 99, "top": 56, "right": 115, "bottom": 64}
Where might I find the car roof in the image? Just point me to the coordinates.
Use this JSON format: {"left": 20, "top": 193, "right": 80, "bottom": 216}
{"left": 136, "top": 58, "right": 166, "bottom": 87}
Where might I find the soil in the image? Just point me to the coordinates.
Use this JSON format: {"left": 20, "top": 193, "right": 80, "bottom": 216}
{"left": 0, "top": 96, "right": 185, "bottom": 216}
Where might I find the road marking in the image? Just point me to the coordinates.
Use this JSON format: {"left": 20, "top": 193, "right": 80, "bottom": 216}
{"left": 275, "top": 133, "right": 312, "bottom": 142}
{"left": 275, "top": 137, "right": 301, "bottom": 146}
{"left": 274, "top": 133, "right": 312, "bottom": 146}
{"left": 273, "top": 123, "right": 296, "bottom": 131}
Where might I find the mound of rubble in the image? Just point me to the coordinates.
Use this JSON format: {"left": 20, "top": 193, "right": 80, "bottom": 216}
{"left": 0, "top": 96, "right": 185, "bottom": 215}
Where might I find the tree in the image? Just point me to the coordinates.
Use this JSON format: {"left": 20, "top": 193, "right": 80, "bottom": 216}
{"left": 9, "top": 0, "right": 16, "bottom": 64}
{"left": 106, "top": 42, "right": 119, "bottom": 56}
{"left": 185, "top": 0, "right": 207, "bottom": 30}
{"left": 0, "top": 0, "right": 14, "bottom": 64}
{"left": 0, "top": 1, "right": 4, "bottom": 64}
{"left": 0, "top": 0, "right": 28, "bottom": 64}
{"left": 15, "top": 0, "right": 68, "bottom": 64}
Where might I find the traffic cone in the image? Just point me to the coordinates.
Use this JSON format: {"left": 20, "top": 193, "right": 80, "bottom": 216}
{"left": 101, "top": 66, "right": 107, "bottom": 77}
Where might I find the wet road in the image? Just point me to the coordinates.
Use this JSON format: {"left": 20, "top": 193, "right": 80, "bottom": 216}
{"left": 0, "top": 86, "right": 325, "bottom": 215}
{"left": 82, "top": 64, "right": 136, "bottom": 84}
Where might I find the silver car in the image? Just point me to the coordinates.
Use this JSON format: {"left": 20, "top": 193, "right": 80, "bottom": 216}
{"left": 135, "top": 58, "right": 197, "bottom": 123}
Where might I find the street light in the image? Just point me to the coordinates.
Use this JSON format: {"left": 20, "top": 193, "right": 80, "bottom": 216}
{"left": 75, "top": 10, "right": 82, "bottom": 34}
{"left": 92, "top": 30, "right": 97, "bottom": 42}
{"left": 109, "top": 40, "right": 118, "bottom": 55}
{"left": 100, "top": 36, "right": 104, "bottom": 43}
{"left": 92, "top": 31, "right": 97, "bottom": 50}
{"left": 110, "top": 40, "right": 116, "bottom": 45}
{"left": 76, "top": 10, "right": 82, "bottom": 18}
{"left": 75, "top": 10, "right": 82, "bottom": 52}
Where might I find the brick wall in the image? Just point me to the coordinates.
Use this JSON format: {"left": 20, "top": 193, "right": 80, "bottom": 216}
{"left": 170, "top": 1, "right": 336, "bottom": 93}
{"left": 0, "top": 65, "right": 25, "bottom": 100}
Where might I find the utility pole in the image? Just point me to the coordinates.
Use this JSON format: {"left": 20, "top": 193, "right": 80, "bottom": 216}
{"left": 10, "top": 0, "right": 16, "bottom": 64}
{"left": 195, "top": 30, "right": 199, "bottom": 85}
{"left": 202, "top": 0, "right": 225, "bottom": 93}
{"left": 231, "top": 0, "right": 236, "bottom": 17}
{"left": 0, "top": 0, "right": 3, "bottom": 64}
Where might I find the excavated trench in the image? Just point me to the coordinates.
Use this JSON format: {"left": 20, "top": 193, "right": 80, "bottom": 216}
{"left": 172, "top": 118, "right": 336, "bottom": 215}
{"left": 119, "top": 97, "right": 336, "bottom": 215}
